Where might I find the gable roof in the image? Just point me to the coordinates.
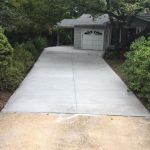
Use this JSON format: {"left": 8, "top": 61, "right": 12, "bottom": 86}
{"left": 57, "top": 14, "right": 110, "bottom": 28}
{"left": 57, "top": 13, "right": 150, "bottom": 28}
{"left": 58, "top": 19, "right": 77, "bottom": 28}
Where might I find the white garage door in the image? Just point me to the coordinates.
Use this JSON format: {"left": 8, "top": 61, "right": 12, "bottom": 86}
{"left": 81, "top": 29, "right": 104, "bottom": 50}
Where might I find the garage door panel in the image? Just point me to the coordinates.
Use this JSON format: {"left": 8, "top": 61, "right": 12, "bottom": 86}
{"left": 82, "top": 30, "right": 93, "bottom": 50}
{"left": 82, "top": 29, "right": 104, "bottom": 50}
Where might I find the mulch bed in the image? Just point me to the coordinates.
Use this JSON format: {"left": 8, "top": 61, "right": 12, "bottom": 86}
{"left": 0, "top": 91, "right": 12, "bottom": 111}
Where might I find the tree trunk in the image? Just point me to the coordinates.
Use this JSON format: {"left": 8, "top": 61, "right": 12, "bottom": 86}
{"left": 120, "top": 26, "right": 129, "bottom": 50}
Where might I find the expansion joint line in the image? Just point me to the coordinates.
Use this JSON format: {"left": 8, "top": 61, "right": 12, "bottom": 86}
{"left": 71, "top": 51, "right": 78, "bottom": 113}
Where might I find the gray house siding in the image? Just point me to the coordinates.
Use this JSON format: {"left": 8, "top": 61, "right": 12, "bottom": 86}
{"left": 74, "top": 27, "right": 81, "bottom": 48}
{"left": 103, "top": 29, "right": 107, "bottom": 50}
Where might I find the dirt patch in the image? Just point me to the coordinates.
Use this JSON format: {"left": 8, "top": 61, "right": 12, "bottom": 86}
{"left": 0, "top": 113, "right": 150, "bottom": 150}
{"left": 0, "top": 91, "right": 12, "bottom": 111}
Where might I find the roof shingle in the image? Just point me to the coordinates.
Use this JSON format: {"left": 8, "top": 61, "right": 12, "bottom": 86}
{"left": 57, "top": 14, "right": 109, "bottom": 28}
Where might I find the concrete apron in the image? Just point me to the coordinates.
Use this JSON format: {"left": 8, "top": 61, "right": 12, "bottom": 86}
{"left": 2, "top": 46, "right": 150, "bottom": 117}
{"left": 0, "top": 113, "right": 150, "bottom": 150}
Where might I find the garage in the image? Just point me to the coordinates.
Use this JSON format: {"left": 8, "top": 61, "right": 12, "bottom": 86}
{"left": 57, "top": 14, "right": 111, "bottom": 50}
{"left": 81, "top": 29, "right": 104, "bottom": 50}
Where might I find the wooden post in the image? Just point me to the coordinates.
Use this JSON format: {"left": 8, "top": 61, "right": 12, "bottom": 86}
{"left": 57, "top": 28, "right": 60, "bottom": 46}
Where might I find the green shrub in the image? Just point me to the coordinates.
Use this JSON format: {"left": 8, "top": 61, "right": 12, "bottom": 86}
{"left": 0, "top": 60, "right": 24, "bottom": 91}
{"left": 18, "top": 41, "right": 39, "bottom": 59}
{"left": 33, "top": 36, "right": 47, "bottom": 52}
{"left": 103, "top": 46, "right": 119, "bottom": 59}
{"left": 122, "top": 37, "right": 150, "bottom": 108}
{"left": 24, "top": 41, "right": 39, "bottom": 58}
{"left": 12, "top": 60, "right": 26, "bottom": 74}
{"left": 14, "top": 44, "right": 34, "bottom": 71}
{"left": 14, "top": 39, "right": 45, "bottom": 60}
{"left": 0, "top": 26, "right": 13, "bottom": 69}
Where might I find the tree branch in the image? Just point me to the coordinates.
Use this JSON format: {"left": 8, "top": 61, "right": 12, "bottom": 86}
{"left": 77, "top": 2, "right": 120, "bottom": 20}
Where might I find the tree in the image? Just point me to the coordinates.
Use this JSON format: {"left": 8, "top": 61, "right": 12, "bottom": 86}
{"left": 0, "top": 0, "right": 31, "bottom": 33}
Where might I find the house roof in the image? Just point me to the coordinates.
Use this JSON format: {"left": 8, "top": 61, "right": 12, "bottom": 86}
{"left": 136, "top": 13, "right": 150, "bottom": 22}
{"left": 57, "top": 14, "right": 110, "bottom": 28}
{"left": 57, "top": 13, "right": 150, "bottom": 28}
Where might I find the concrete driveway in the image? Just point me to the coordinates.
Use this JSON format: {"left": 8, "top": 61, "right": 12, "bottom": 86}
{"left": 2, "top": 46, "right": 150, "bottom": 116}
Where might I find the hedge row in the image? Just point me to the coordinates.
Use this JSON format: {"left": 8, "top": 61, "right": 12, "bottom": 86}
{"left": 0, "top": 27, "right": 48, "bottom": 91}
{"left": 122, "top": 37, "right": 150, "bottom": 109}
